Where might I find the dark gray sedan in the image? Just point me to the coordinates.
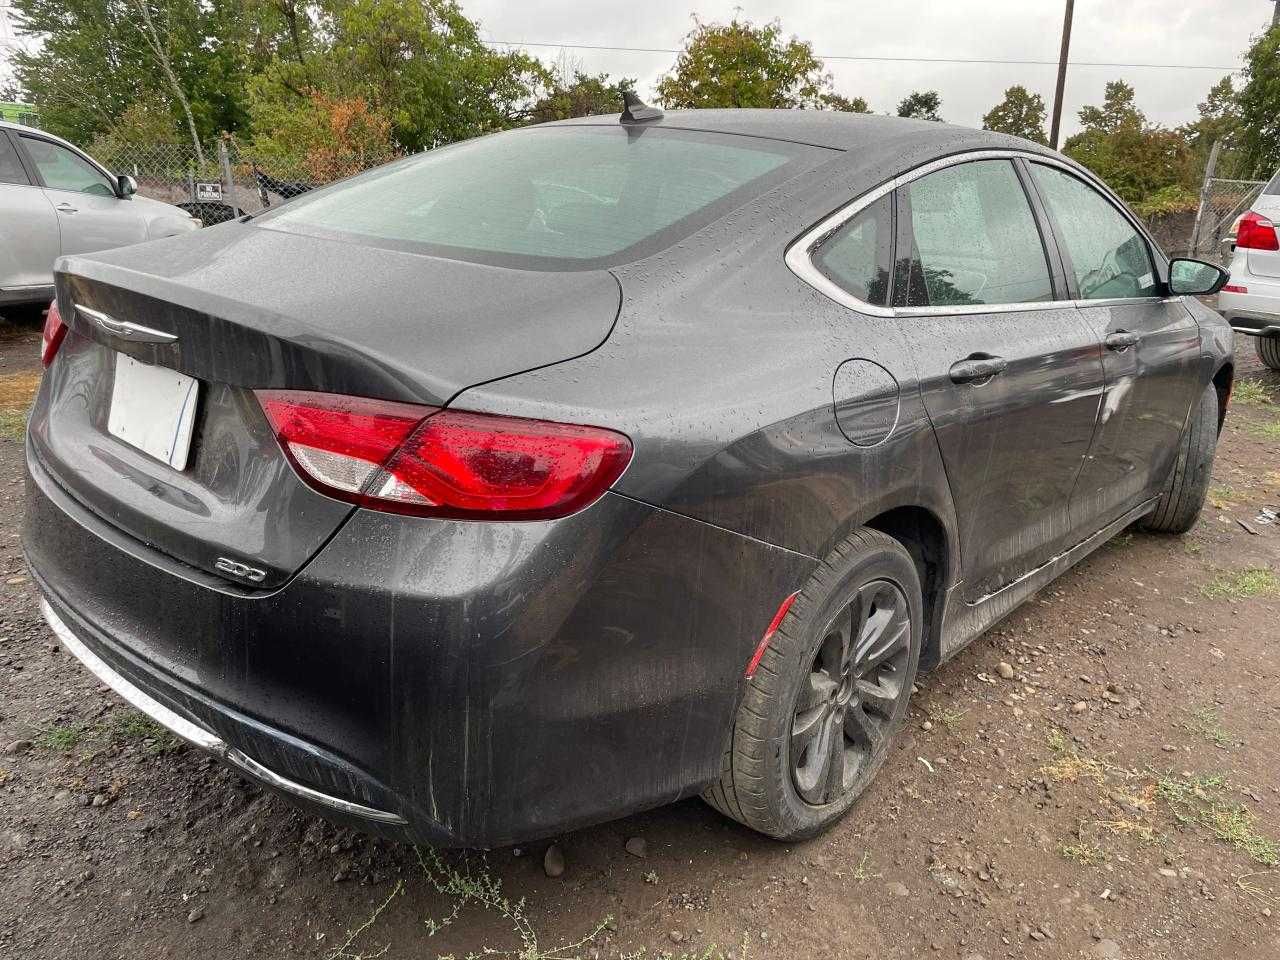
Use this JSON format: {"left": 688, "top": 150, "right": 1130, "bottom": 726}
{"left": 24, "top": 104, "right": 1232, "bottom": 846}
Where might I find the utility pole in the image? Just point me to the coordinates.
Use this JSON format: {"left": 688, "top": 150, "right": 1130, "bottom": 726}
{"left": 1049, "top": 0, "right": 1076, "bottom": 150}
{"left": 1272, "top": 0, "right": 1279, "bottom": 28}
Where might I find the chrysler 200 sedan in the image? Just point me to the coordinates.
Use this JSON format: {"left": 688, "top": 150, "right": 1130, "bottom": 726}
{"left": 24, "top": 103, "right": 1233, "bottom": 846}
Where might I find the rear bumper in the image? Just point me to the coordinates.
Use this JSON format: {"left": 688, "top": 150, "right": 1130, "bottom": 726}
{"left": 37, "top": 596, "right": 408, "bottom": 830}
{"left": 24, "top": 435, "right": 813, "bottom": 847}
{"left": 1219, "top": 271, "right": 1280, "bottom": 334}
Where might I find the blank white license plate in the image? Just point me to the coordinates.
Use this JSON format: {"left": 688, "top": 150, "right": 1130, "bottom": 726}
{"left": 107, "top": 352, "right": 200, "bottom": 470}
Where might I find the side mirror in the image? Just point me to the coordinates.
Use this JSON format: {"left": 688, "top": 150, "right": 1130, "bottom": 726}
{"left": 116, "top": 174, "right": 138, "bottom": 198}
{"left": 1168, "top": 258, "right": 1228, "bottom": 297}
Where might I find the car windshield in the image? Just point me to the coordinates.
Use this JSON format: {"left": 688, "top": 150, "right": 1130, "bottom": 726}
{"left": 1265, "top": 169, "right": 1280, "bottom": 195}
{"left": 263, "top": 126, "right": 820, "bottom": 268}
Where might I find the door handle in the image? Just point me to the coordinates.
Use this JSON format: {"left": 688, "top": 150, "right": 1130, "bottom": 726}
{"left": 949, "top": 355, "right": 1008, "bottom": 384}
{"left": 1105, "top": 330, "right": 1140, "bottom": 351}
{"left": 55, "top": 202, "right": 77, "bottom": 213}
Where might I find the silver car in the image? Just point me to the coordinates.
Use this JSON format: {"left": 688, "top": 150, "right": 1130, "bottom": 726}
{"left": 0, "top": 120, "right": 199, "bottom": 307}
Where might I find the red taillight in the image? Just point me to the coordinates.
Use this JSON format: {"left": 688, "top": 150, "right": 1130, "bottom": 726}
{"left": 41, "top": 299, "right": 67, "bottom": 368}
{"left": 745, "top": 591, "right": 800, "bottom": 679}
{"left": 1222, "top": 284, "right": 1248, "bottom": 294}
{"left": 256, "top": 390, "right": 633, "bottom": 520}
{"left": 1237, "top": 212, "right": 1280, "bottom": 251}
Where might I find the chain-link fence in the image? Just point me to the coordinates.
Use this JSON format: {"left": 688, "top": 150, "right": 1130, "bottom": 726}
{"left": 94, "top": 139, "right": 406, "bottom": 226}
{"left": 1188, "top": 177, "right": 1268, "bottom": 264}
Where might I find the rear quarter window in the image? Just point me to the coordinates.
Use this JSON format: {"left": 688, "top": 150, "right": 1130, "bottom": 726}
{"left": 263, "top": 126, "right": 827, "bottom": 269}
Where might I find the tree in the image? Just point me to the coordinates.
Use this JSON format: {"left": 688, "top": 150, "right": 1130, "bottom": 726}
{"left": 250, "top": 92, "right": 396, "bottom": 180}
{"left": 656, "top": 16, "right": 851, "bottom": 110}
{"left": 529, "top": 63, "right": 634, "bottom": 124}
{"left": 246, "top": 0, "right": 550, "bottom": 153}
{"left": 1063, "top": 81, "right": 1196, "bottom": 206}
{"left": 1076, "top": 80, "right": 1143, "bottom": 135}
{"left": 896, "top": 91, "right": 942, "bottom": 122}
{"left": 821, "top": 93, "right": 872, "bottom": 113}
{"left": 982, "top": 85, "right": 1047, "bottom": 143}
{"left": 1237, "top": 25, "right": 1280, "bottom": 178}
{"left": 1179, "top": 75, "right": 1244, "bottom": 178}
{"left": 12, "top": 0, "right": 260, "bottom": 151}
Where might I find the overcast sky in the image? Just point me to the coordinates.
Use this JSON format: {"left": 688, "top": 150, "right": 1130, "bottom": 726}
{"left": 470, "top": 0, "right": 1277, "bottom": 138}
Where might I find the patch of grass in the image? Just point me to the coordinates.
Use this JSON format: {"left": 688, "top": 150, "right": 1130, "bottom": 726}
{"left": 850, "top": 853, "right": 880, "bottom": 882}
{"left": 1156, "top": 773, "right": 1279, "bottom": 867}
{"left": 1208, "top": 485, "right": 1236, "bottom": 509}
{"left": 327, "top": 880, "right": 403, "bottom": 960}
{"left": 1235, "top": 871, "right": 1280, "bottom": 910}
{"left": 37, "top": 723, "right": 86, "bottom": 752}
{"left": 0, "top": 369, "right": 38, "bottom": 441}
{"left": 1202, "top": 568, "right": 1280, "bottom": 600}
{"left": 1234, "top": 381, "right": 1273, "bottom": 405}
{"left": 330, "top": 846, "right": 616, "bottom": 960}
{"left": 1059, "top": 842, "right": 1106, "bottom": 865}
{"left": 1251, "top": 419, "right": 1280, "bottom": 442}
{"left": 1093, "top": 818, "right": 1161, "bottom": 843}
{"left": 0, "top": 407, "right": 25, "bottom": 441}
{"left": 926, "top": 706, "right": 968, "bottom": 731}
{"left": 109, "top": 711, "right": 181, "bottom": 753}
{"left": 1180, "top": 707, "right": 1239, "bottom": 749}
{"left": 1042, "top": 730, "right": 1112, "bottom": 785}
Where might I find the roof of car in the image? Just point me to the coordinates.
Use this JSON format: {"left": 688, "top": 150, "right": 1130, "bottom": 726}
{"left": 0, "top": 119, "right": 79, "bottom": 149}
{"left": 546, "top": 108, "right": 1058, "bottom": 157}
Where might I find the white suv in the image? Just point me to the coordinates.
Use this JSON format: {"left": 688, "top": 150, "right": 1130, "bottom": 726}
{"left": 0, "top": 121, "right": 200, "bottom": 308}
{"left": 1219, "top": 168, "right": 1280, "bottom": 369}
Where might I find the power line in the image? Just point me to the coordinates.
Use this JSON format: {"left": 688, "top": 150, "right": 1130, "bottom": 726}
{"left": 483, "top": 39, "right": 1244, "bottom": 72}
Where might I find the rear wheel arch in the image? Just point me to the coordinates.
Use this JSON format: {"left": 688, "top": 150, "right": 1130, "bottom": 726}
{"left": 864, "top": 505, "right": 951, "bottom": 671}
{"left": 1211, "top": 362, "right": 1233, "bottom": 434}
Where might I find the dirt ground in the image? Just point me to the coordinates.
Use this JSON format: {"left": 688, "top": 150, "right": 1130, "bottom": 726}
{"left": 1, "top": 311, "right": 1278, "bottom": 960}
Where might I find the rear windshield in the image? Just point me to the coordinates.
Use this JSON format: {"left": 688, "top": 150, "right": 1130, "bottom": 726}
{"left": 261, "top": 126, "right": 824, "bottom": 269}
{"left": 1265, "top": 169, "right": 1280, "bottom": 195}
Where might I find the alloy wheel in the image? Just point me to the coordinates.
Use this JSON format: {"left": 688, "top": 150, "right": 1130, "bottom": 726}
{"left": 789, "top": 579, "right": 912, "bottom": 806}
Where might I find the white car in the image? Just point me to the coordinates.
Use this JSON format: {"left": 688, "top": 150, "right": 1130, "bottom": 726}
{"left": 1219, "top": 168, "right": 1280, "bottom": 369}
{"left": 0, "top": 120, "right": 200, "bottom": 308}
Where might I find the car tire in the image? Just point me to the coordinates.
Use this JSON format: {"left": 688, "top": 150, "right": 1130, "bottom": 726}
{"left": 1257, "top": 336, "right": 1280, "bottom": 371}
{"left": 1140, "top": 385, "right": 1219, "bottom": 535}
{"left": 703, "top": 528, "right": 922, "bottom": 841}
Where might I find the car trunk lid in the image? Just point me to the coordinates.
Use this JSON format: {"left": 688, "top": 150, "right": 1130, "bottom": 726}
{"left": 29, "top": 224, "right": 620, "bottom": 588}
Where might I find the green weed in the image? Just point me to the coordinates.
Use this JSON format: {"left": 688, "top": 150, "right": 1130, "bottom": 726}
{"left": 1202, "top": 568, "right": 1280, "bottom": 600}
{"left": 1234, "top": 381, "right": 1273, "bottom": 405}
{"left": 1156, "top": 773, "right": 1279, "bottom": 866}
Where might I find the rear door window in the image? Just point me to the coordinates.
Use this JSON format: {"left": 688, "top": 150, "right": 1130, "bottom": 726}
{"left": 1030, "top": 163, "right": 1158, "bottom": 300}
{"left": 265, "top": 126, "right": 827, "bottom": 269}
{"left": 0, "top": 134, "right": 29, "bottom": 185}
{"left": 812, "top": 194, "right": 893, "bottom": 307}
{"left": 901, "top": 159, "right": 1054, "bottom": 307}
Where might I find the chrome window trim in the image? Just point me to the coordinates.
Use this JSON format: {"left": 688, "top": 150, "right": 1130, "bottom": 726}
{"left": 786, "top": 148, "right": 1166, "bottom": 317}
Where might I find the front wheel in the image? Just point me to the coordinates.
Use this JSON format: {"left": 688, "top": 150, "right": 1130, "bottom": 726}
{"left": 703, "top": 528, "right": 921, "bottom": 841}
{"left": 1141, "top": 385, "right": 1219, "bottom": 534}
{"left": 1257, "top": 336, "right": 1280, "bottom": 371}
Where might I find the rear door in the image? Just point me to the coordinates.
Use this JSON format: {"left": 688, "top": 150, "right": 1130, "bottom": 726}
{"left": 1025, "top": 161, "right": 1202, "bottom": 528}
{"left": 891, "top": 157, "right": 1105, "bottom": 603}
{"left": 16, "top": 132, "right": 148, "bottom": 256}
{"left": 0, "top": 129, "right": 60, "bottom": 295}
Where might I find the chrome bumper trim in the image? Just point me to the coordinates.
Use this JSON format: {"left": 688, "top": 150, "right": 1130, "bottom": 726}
{"left": 39, "top": 598, "right": 407, "bottom": 826}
